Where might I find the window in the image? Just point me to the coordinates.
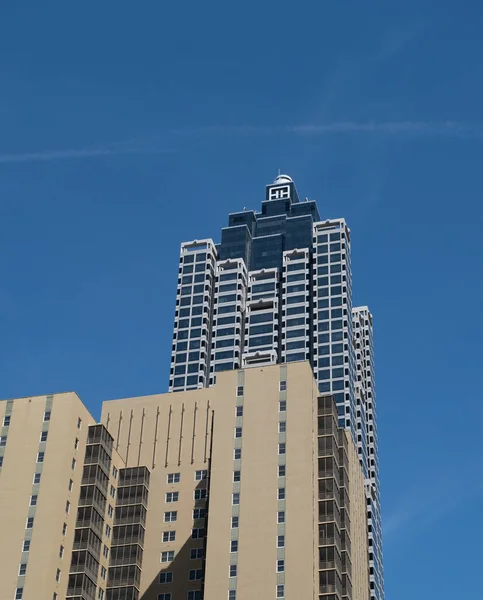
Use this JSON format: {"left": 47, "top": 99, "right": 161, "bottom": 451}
{"left": 235, "top": 427, "right": 242, "bottom": 438}
{"left": 230, "top": 540, "right": 238, "bottom": 552}
{"left": 101, "top": 566, "right": 107, "bottom": 579}
{"left": 233, "top": 470, "right": 241, "bottom": 482}
{"left": 229, "top": 591, "right": 237, "bottom": 600}
{"left": 192, "top": 528, "right": 205, "bottom": 539}
{"left": 188, "top": 592, "right": 203, "bottom": 600}
{"left": 277, "top": 535, "right": 285, "bottom": 548}
{"left": 62, "top": 523, "right": 67, "bottom": 536}
{"left": 55, "top": 568, "right": 61, "bottom": 582}
{"left": 235, "top": 405, "right": 243, "bottom": 417}
{"left": 68, "top": 479, "right": 73, "bottom": 492}
{"left": 30, "top": 495, "right": 37, "bottom": 506}
{"left": 71, "top": 458, "right": 76, "bottom": 470}
{"left": 22, "top": 540, "right": 30, "bottom": 552}
{"left": 167, "top": 473, "right": 180, "bottom": 484}
{"left": 236, "top": 386, "right": 244, "bottom": 396}
{"left": 279, "top": 421, "right": 286, "bottom": 433}
{"left": 194, "top": 489, "right": 207, "bottom": 500}
{"left": 190, "top": 548, "right": 204, "bottom": 560}
{"left": 0, "top": 456, "right": 3, "bottom": 467}
{"left": 277, "top": 559, "right": 285, "bottom": 572}
{"left": 2, "top": 415, "right": 10, "bottom": 426}
{"left": 278, "top": 443, "right": 286, "bottom": 455}
{"left": 163, "top": 531, "right": 176, "bottom": 542}
{"left": 193, "top": 508, "right": 206, "bottom": 519}
{"left": 98, "top": 591, "right": 104, "bottom": 600}
{"left": 59, "top": 545, "right": 64, "bottom": 558}
{"left": 229, "top": 564, "right": 237, "bottom": 577}
{"left": 277, "top": 511, "right": 285, "bottom": 523}
{"left": 77, "top": 417, "right": 82, "bottom": 429}
{"left": 40, "top": 431, "right": 48, "bottom": 442}
{"left": 279, "top": 381, "right": 287, "bottom": 391}
{"left": 19, "top": 563, "right": 27, "bottom": 575}
{"left": 278, "top": 488, "right": 285, "bottom": 500}
{"left": 159, "top": 572, "right": 173, "bottom": 584}
{"left": 161, "top": 551, "right": 175, "bottom": 563}
{"left": 112, "top": 466, "right": 118, "bottom": 479}
{"left": 279, "top": 400, "right": 286, "bottom": 412}
{"left": 110, "top": 485, "right": 116, "bottom": 498}
{"left": 166, "top": 491, "right": 179, "bottom": 503}
{"left": 65, "top": 501, "right": 70, "bottom": 514}
{"left": 36, "top": 452, "right": 44, "bottom": 463}
{"left": 43, "top": 411, "right": 51, "bottom": 422}
{"left": 108, "top": 505, "right": 113, "bottom": 518}
{"left": 195, "top": 470, "right": 208, "bottom": 481}
{"left": 105, "top": 525, "right": 111, "bottom": 538}
{"left": 74, "top": 438, "right": 79, "bottom": 450}
{"left": 0, "top": 436, "right": 7, "bottom": 447}
{"left": 103, "top": 545, "right": 109, "bottom": 558}
{"left": 234, "top": 448, "right": 242, "bottom": 460}
{"left": 15, "top": 588, "right": 23, "bottom": 599}
{"left": 158, "top": 594, "right": 171, "bottom": 600}
{"left": 277, "top": 584, "right": 285, "bottom": 598}
{"left": 26, "top": 517, "right": 34, "bottom": 528}
{"left": 33, "top": 473, "right": 41, "bottom": 485}
{"left": 189, "top": 569, "right": 203, "bottom": 580}
{"left": 164, "top": 511, "right": 177, "bottom": 523}
{"left": 232, "top": 493, "right": 240, "bottom": 505}
{"left": 278, "top": 465, "right": 286, "bottom": 477}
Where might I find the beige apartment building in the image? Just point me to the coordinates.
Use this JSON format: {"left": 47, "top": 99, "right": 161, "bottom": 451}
{"left": 0, "top": 361, "right": 369, "bottom": 600}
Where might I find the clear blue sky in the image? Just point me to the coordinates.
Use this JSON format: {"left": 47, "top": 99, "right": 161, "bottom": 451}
{"left": 1, "top": 2, "right": 482, "bottom": 597}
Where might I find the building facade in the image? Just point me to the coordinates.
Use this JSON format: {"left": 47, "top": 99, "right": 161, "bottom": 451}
{"left": 0, "top": 175, "right": 383, "bottom": 600}
{"left": 168, "top": 175, "right": 383, "bottom": 600}
{"left": 0, "top": 363, "right": 370, "bottom": 600}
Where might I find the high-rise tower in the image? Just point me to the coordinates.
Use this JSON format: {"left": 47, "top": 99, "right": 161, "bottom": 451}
{"left": 169, "top": 175, "right": 384, "bottom": 600}
{"left": 0, "top": 175, "right": 383, "bottom": 600}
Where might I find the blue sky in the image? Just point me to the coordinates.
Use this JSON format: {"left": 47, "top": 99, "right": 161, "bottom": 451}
{"left": 1, "top": 1, "right": 483, "bottom": 597}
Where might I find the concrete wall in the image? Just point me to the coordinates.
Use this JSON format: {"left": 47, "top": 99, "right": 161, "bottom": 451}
{"left": 0, "top": 393, "right": 95, "bottom": 600}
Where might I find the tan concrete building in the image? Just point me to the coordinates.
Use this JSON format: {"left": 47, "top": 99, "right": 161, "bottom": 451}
{"left": 1, "top": 362, "right": 368, "bottom": 600}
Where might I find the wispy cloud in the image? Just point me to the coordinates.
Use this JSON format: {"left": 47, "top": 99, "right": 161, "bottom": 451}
{"left": 1, "top": 120, "right": 482, "bottom": 166}
{"left": 173, "top": 121, "right": 483, "bottom": 139}
{"left": 0, "top": 143, "right": 171, "bottom": 164}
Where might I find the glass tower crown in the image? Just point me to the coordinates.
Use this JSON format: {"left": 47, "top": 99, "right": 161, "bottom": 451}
{"left": 169, "top": 175, "right": 384, "bottom": 600}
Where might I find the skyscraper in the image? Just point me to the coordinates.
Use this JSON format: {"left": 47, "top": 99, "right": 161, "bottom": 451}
{"left": 1, "top": 363, "right": 371, "bottom": 600}
{"left": 169, "top": 174, "right": 383, "bottom": 600}
{"left": 0, "top": 173, "right": 383, "bottom": 600}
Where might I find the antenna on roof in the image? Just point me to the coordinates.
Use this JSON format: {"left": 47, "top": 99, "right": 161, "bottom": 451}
{"left": 278, "top": 168, "right": 281, "bottom": 176}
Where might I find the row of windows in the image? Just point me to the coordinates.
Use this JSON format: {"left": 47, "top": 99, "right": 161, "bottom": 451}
{"left": 180, "top": 252, "right": 209, "bottom": 264}
{"left": 316, "top": 263, "right": 344, "bottom": 275}
{"left": 180, "top": 273, "right": 206, "bottom": 285}
{"left": 166, "top": 470, "right": 207, "bottom": 484}
{"left": 157, "top": 592, "right": 203, "bottom": 600}
{"left": 180, "top": 263, "right": 210, "bottom": 275}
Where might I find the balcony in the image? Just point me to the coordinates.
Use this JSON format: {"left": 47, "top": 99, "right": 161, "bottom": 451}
{"left": 75, "top": 516, "right": 103, "bottom": 539}
{"left": 119, "top": 467, "right": 150, "bottom": 489}
{"left": 69, "top": 562, "right": 99, "bottom": 584}
{"left": 114, "top": 505, "right": 147, "bottom": 527}
{"left": 116, "top": 485, "right": 148, "bottom": 508}
{"left": 66, "top": 588, "right": 95, "bottom": 600}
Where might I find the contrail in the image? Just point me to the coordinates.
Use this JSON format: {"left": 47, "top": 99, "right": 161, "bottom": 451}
{"left": 0, "top": 144, "right": 170, "bottom": 164}
{"left": 172, "top": 121, "right": 483, "bottom": 139}
{"left": 0, "top": 121, "right": 481, "bottom": 165}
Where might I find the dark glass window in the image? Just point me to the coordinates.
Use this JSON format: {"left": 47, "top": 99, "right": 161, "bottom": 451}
{"left": 250, "top": 324, "right": 273, "bottom": 336}
{"left": 250, "top": 312, "right": 273, "bottom": 324}
{"left": 249, "top": 335, "right": 273, "bottom": 347}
